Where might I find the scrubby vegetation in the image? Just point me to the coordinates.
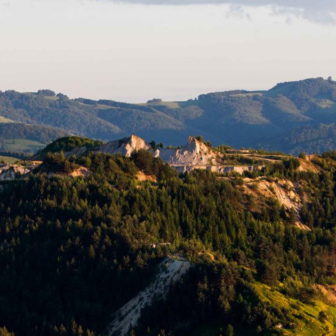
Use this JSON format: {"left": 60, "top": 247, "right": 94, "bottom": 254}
{"left": 39, "top": 136, "right": 103, "bottom": 156}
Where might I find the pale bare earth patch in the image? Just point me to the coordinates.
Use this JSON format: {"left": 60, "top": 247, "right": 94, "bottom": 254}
{"left": 47, "top": 166, "right": 91, "bottom": 179}
{"left": 298, "top": 157, "right": 320, "bottom": 173}
{"left": 136, "top": 171, "right": 157, "bottom": 182}
{"left": 68, "top": 167, "right": 91, "bottom": 178}
{"left": 107, "top": 256, "right": 191, "bottom": 336}
{"left": 316, "top": 285, "right": 336, "bottom": 306}
{"left": 198, "top": 251, "right": 215, "bottom": 261}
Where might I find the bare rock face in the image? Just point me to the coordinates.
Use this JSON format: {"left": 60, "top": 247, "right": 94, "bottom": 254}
{"left": 97, "top": 135, "right": 263, "bottom": 174}
{"left": 159, "top": 136, "right": 220, "bottom": 166}
{"left": 99, "top": 135, "right": 221, "bottom": 166}
{"left": 64, "top": 146, "right": 88, "bottom": 158}
{"left": 108, "top": 256, "right": 190, "bottom": 336}
{"left": 0, "top": 164, "right": 33, "bottom": 181}
{"left": 99, "top": 135, "right": 153, "bottom": 157}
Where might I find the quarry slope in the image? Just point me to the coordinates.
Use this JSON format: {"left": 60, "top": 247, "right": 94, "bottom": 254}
{"left": 99, "top": 135, "right": 262, "bottom": 173}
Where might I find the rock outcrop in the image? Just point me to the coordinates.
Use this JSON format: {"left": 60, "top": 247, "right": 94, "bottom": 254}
{"left": 241, "top": 177, "right": 311, "bottom": 230}
{"left": 98, "top": 135, "right": 262, "bottom": 174}
{"left": 108, "top": 255, "right": 190, "bottom": 336}
{"left": 159, "top": 136, "right": 220, "bottom": 166}
{"left": 0, "top": 164, "right": 37, "bottom": 181}
{"left": 99, "top": 135, "right": 153, "bottom": 157}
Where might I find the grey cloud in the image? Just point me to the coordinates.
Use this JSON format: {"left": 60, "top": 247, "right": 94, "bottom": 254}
{"left": 107, "top": 0, "right": 336, "bottom": 23}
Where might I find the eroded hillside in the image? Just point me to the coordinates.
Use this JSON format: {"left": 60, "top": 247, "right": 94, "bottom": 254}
{"left": 108, "top": 256, "right": 191, "bottom": 336}
{"left": 241, "top": 177, "right": 310, "bottom": 230}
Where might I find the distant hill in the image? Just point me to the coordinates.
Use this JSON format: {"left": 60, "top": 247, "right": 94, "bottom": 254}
{"left": 264, "top": 124, "right": 336, "bottom": 155}
{"left": 1, "top": 78, "right": 336, "bottom": 153}
{"left": 0, "top": 123, "right": 68, "bottom": 153}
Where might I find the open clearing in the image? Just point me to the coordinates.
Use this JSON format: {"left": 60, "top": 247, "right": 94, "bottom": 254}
{"left": 3, "top": 139, "right": 46, "bottom": 152}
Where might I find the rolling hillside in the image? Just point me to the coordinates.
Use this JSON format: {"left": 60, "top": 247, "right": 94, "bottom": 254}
{"left": 1, "top": 78, "right": 336, "bottom": 153}
{"left": 0, "top": 123, "right": 69, "bottom": 153}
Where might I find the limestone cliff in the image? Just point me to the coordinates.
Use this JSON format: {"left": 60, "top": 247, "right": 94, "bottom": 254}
{"left": 98, "top": 135, "right": 262, "bottom": 174}
{"left": 99, "top": 135, "right": 153, "bottom": 157}
{"left": 159, "top": 136, "right": 220, "bottom": 166}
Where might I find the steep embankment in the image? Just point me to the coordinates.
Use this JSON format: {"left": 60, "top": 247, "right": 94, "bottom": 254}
{"left": 242, "top": 177, "right": 311, "bottom": 230}
{"left": 107, "top": 256, "right": 191, "bottom": 336}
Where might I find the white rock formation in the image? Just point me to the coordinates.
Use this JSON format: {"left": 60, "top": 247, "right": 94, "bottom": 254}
{"left": 159, "top": 136, "right": 220, "bottom": 166}
{"left": 0, "top": 164, "right": 33, "bottom": 181}
{"left": 99, "top": 135, "right": 153, "bottom": 157}
{"left": 98, "top": 135, "right": 263, "bottom": 174}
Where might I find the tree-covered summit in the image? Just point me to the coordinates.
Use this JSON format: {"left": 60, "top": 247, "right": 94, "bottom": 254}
{"left": 0, "top": 145, "right": 336, "bottom": 335}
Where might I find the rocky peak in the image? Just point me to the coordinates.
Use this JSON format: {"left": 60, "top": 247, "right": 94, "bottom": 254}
{"left": 99, "top": 135, "right": 152, "bottom": 157}
{"left": 184, "top": 137, "right": 210, "bottom": 155}
{"left": 128, "top": 134, "right": 148, "bottom": 150}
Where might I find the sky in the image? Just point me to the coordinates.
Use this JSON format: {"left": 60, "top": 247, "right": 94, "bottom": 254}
{"left": 0, "top": 0, "right": 335, "bottom": 103}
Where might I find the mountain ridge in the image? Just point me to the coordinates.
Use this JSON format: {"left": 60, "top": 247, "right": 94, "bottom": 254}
{"left": 1, "top": 77, "right": 336, "bottom": 154}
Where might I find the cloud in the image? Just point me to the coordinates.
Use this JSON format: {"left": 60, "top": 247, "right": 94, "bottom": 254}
{"left": 106, "top": 0, "right": 336, "bottom": 23}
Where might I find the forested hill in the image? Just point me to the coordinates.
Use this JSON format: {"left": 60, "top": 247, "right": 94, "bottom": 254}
{"left": 0, "top": 123, "right": 68, "bottom": 154}
{"left": 2, "top": 144, "right": 336, "bottom": 335}
{"left": 1, "top": 77, "right": 336, "bottom": 154}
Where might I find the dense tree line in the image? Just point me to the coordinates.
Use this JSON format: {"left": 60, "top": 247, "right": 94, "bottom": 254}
{"left": 0, "top": 124, "right": 67, "bottom": 143}
{"left": 38, "top": 137, "right": 103, "bottom": 157}
{"left": 0, "top": 149, "right": 336, "bottom": 335}
{"left": 0, "top": 123, "right": 68, "bottom": 153}
{"left": 0, "top": 91, "right": 121, "bottom": 140}
{"left": 0, "top": 151, "right": 32, "bottom": 160}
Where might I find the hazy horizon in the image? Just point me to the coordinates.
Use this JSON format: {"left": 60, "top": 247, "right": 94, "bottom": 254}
{"left": 0, "top": 0, "right": 335, "bottom": 103}
{"left": 1, "top": 75, "right": 334, "bottom": 104}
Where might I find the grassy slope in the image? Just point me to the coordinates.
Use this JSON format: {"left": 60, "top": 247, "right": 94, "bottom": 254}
{"left": 142, "top": 101, "right": 182, "bottom": 109}
{"left": 254, "top": 283, "right": 336, "bottom": 336}
{"left": 189, "top": 282, "right": 336, "bottom": 336}
{"left": 0, "top": 156, "right": 19, "bottom": 164}
{"left": 2, "top": 139, "right": 46, "bottom": 152}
